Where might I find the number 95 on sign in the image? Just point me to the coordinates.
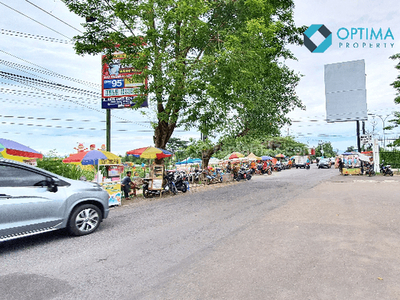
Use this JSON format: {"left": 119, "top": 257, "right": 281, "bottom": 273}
{"left": 104, "top": 79, "right": 124, "bottom": 89}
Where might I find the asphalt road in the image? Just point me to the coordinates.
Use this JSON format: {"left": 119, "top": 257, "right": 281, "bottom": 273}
{"left": 1, "top": 166, "right": 400, "bottom": 300}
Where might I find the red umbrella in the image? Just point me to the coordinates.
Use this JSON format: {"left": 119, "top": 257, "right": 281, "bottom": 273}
{"left": 228, "top": 152, "right": 244, "bottom": 160}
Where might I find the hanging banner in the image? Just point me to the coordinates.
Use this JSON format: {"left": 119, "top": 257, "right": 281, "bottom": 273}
{"left": 101, "top": 52, "right": 148, "bottom": 109}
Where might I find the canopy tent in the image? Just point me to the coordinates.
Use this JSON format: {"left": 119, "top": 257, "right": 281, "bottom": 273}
{"left": 208, "top": 157, "right": 221, "bottom": 165}
{"left": 246, "top": 153, "right": 262, "bottom": 161}
{"left": 176, "top": 157, "right": 201, "bottom": 165}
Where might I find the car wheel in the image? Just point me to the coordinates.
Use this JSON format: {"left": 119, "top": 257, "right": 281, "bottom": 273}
{"left": 68, "top": 204, "right": 102, "bottom": 236}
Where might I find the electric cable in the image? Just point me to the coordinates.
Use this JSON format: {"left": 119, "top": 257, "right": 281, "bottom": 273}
{"left": 0, "top": 1, "right": 72, "bottom": 40}
{"left": 0, "top": 49, "right": 100, "bottom": 89}
{"left": 1, "top": 28, "right": 71, "bottom": 44}
{"left": 25, "top": 0, "right": 83, "bottom": 33}
{"left": 0, "top": 70, "right": 100, "bottom": 98}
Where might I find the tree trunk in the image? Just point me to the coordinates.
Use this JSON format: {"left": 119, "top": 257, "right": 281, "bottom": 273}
{"left": 153, "top": 120, "right": 176, "bottom": 165}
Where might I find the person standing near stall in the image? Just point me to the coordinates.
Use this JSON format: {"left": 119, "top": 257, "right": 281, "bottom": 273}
{"left": 121, "top": 171, "right": 135, "bottom": 199}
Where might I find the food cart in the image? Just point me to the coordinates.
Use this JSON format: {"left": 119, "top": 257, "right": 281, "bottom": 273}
{"left": 98, "top": 164, "right": 124, "bottom": 206}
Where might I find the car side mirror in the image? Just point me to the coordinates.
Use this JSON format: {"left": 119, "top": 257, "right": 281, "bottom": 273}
{"left": 46, "top": 177, "right": 59, "bottom": 193}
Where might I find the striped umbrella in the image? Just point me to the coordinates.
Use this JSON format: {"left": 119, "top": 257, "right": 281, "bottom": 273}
{"left": 0, "top": 138, "right": 43, "bottom": 159}
{"left": 126, "top": 146, "right": 172, "bottom": 159}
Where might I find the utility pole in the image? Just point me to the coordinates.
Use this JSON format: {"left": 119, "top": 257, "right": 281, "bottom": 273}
{"left": 106, "top": 109, "right": 111, "bottom": 151}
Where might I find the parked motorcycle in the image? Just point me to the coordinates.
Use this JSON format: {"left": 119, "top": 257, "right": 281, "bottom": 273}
{"left": 142, "top": 174, "right": 178, "bottom": 198}
{"left": 235, "top": 167, "right": 252, "bottom": 181}
{"left": 380, "top": 161, "right": 393, "bottom": 176}
{"left": 364, "top": 162, "right": 375, "bottom": 177}
{"left": 172, "top": 171, "right": 189, "bottom": 192}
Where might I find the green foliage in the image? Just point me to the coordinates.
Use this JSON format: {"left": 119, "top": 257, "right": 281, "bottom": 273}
{"left": 380, "top": 150, "right": 400, "bottom": 168}
{"left": 315, "top": 142, "right": 336, "bottom": 157}
{"left": 345, "top": 146, "right": 355, "bottom": 153}
{"left": 63, "top": 0, "right": 305, "bottom": 151}
{"left": 185, "top": 135, "right": 308, "bottom": 160}
{"left": 37, "top": 151, "right": 95, "bottom": 181}
{"left": 387, "top": 54, "right": 400, "bottom": 145}
{"left": 184, "top": 138, "right": 215, "bottom": 159}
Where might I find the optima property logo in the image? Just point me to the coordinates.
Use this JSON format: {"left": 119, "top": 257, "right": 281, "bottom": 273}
{"left": 304, "top": 24, "right": 332, "bottom": 53}
{"left": 304, "top": 24, "right": 395, "bottom": 53}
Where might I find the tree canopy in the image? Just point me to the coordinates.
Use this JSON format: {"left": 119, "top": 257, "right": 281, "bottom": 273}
{"left": 387, "top": 53, "right": 400, "bottom": 147}
{"left": 315, "top": 141, "right": 336, "bottom": 158}
{"left": 184, "top": 135, "right": 308, "bottom": 161}
{"left": 63, "top": 0, "right": 305, "bottom": 160}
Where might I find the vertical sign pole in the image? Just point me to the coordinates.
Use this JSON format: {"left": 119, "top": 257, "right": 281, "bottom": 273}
{"left": 356, "top": 121, "right": 361, "bottom": 152}
{"left": 106, "top": 108, "right": 111, "bottom": 151}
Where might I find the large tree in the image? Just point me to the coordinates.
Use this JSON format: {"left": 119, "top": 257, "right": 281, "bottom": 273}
{"left": 387, "top": 53, "right": 400, "bottom": 146}
{"left": 63, "top": 0, "right": 305, "bottom": 162}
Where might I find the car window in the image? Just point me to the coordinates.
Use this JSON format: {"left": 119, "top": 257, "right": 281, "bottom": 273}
{"left": 0, "top": 164, "right": 47, "bottom": 187}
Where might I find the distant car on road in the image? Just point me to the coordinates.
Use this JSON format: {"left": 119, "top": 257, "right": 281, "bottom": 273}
{"left": 317, "top": 158, "right": 331, "bottom": 169}
{"left": 0, "top": 158, "right": 110, "bottom": 242}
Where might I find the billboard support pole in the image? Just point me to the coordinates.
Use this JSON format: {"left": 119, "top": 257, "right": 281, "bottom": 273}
{"left": 356, "top": 121, "right": 361, "bottom": 152}
{"left": 106, "top": 109, "right": 111, "bottom": 151}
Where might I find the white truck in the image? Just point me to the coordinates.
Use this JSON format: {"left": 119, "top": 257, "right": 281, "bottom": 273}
{"left": 293, "top": 155, "right": 310, "bottom": 169}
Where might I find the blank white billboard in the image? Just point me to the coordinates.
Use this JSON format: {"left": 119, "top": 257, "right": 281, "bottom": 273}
{"left": 324, "top": 59, "right": 367, "bottom": 123}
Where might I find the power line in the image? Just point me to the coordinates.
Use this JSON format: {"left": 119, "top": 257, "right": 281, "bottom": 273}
{"left": 0, "top": 49, "right": 100, "bottom": 90}
{"left": 0, "top": 70, "right": 100, "bottom": 98}
{"left": 1, "top": 28, "right": 71, "bottom": 44}
{"left": 0, "top": 1, "right": 72, "bottom": 40}
{"left": 25, "top": 0, "right": 83, "bottom": 33}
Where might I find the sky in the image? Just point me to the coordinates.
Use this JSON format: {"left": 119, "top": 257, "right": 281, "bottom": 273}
{"left": 0, "top": 0, "right": 399, "bottom": 157}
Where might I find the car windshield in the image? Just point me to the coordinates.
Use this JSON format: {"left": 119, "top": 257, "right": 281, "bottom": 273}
{"left": 320, "top": 159, "right": 329, "bottom": 163}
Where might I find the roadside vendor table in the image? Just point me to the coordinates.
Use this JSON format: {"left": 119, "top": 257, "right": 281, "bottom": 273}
{"left": 342, "top": 168, "right": 361, "bottom": 175}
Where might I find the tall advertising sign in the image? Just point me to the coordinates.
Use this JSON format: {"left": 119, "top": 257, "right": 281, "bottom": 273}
{"left": 324, "top": 59, "right": 367, "bottom": 123}
{"left": 101, "top": 52, "right": 148, "bottom": 109}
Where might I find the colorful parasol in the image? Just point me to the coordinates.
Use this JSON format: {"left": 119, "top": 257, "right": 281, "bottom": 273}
{"left": 126, "top": 146, "right": 172, "bottom": 159}
{"left": 228, "top": 152, "right": 244, "bottom": 160}
{"left": 0, "top": 138, "right": 43, "bottom": 159}
{"left": 275, "top": 153, "right": 286, "bottom": 158}
{"left": 261, "top": 156, "right": 273, "bottom": 161}
{"left": 63, "top": 150, "right": 121, "bottom": 165}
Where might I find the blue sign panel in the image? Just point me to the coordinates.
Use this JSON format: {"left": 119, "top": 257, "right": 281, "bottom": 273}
{"left": 101, "top": 96, "right": 148, "bottom": 109}
{"left": 103, "top": 78, "right": 125, "bottom": 89}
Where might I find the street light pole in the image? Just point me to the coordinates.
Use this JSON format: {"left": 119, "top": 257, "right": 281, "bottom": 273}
{"left": 375, "top": 114, "right": 392, "bottom": 149}
{"left": 368, "top": 113, "right": 392, "bottom": 149}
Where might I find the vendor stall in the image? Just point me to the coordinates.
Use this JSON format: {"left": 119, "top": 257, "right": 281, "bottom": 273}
{"left": 98, "top": 164, "right": 124, "bottom": 206}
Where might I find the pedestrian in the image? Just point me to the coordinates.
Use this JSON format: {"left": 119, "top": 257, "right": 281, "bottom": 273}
{"left": 121, "top": 171, "right": 134, "bottom": 199}
{"left": 226, "top": 161, "right": 232, "bottom": 173}
{"left": 338, "top": 158, "right": 344, "bottom": 174}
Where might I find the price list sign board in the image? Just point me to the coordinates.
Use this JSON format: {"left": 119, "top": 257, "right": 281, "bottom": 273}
{"left": 101, "top": 52, "right": 148, "bottom": 109}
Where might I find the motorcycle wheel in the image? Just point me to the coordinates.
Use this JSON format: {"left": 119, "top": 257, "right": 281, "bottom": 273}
{"left": 143, "top": 188, "right": 152, "bottom": 198}
{"left": 247, "top": 174, "right": 252, "bottom": 180}
{"left": 171, "top": 184, "right": 178, "bottom": 195}
{"left": 181, "top": 183, "right": 187, "bottom": 193}
{"left": 390, "top": 171, "right": 394, "bottom": 176}
{"left": 267, "top": 170, "right": 272, "bottom": 175}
